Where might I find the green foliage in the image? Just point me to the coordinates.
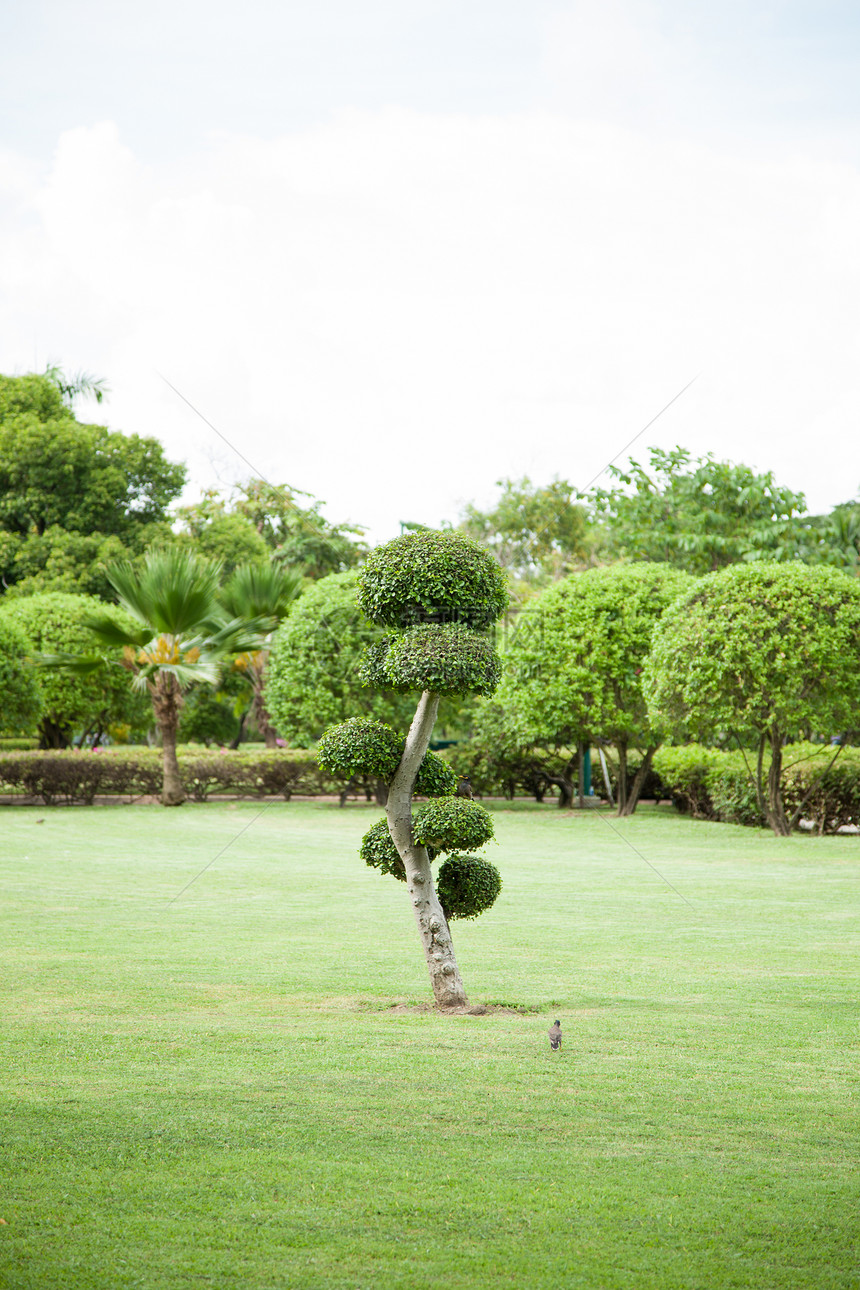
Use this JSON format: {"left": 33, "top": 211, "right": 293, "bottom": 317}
{"left": 414, "top": 748, "right": 458, "bottom": 798}
{"left": 357, "top": 530, "right": 509, "bottom": 630}
{"left": 0, "top": 524, "right": 163, "bottom": 601}
{"left": 177, "top": 681, "right": 243, "bottom": 747}
{"left": 459, "top": 475, "right": 592, "bottom": 583}
{"left": 220, "top": 562, "right": 304, "bottom": 623}
{"left": 316, "top": 717, "right": 456, "bottom": 795}
{"left": 359, "top": 818, "right": 408, "bottom": 881}
{"left": 179, "top": 480, "right": 366, "bottom": 579}
{"left": 436, "top": 855, "right": 503, "bottom": 921}
{"left": 0, "top": 616, "right": 43, "bottom": 735}
{"left": 0, "top": 373, "right": 185, "bottom": 543}
{"left": 174, "top": 511, "right": 270, "bottom": 573}
{"left": 654, "top": 742, "right": 860, "bottom": 834}
{"left": 499, "top": 563, "right": 691, "bottom": 748}
{"left": 0, "top": 747, "right": 327, "bottom": 805}
{"left": 361, "top": 624, "right": 501, "bottom": 696}
{"left": 0, "top": 592, "right": 149, "bottom": 748}
{"left": 588, "top": 446, "right": 816, "bottom": 574}
{"left": 265, "top": 572, "right": 416, "bottom": 745}
{"left": 317, "top": 717, "right": 403, "bottom": 781}
{"left": 413, "top": 796, "right": 496, "bottom": 852}
{"left": 644, "top": 563, "right": 860, "bottom": 741}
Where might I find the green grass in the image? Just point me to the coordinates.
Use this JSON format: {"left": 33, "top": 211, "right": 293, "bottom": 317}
{"left": 1, "top": 800, "right": 859, "bottom": 1289}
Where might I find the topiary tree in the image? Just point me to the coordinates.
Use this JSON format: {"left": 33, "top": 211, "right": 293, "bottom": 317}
{"left": 316, "top": 530, "right": 509, "bottom": 1010}
{"left": 643, "top": 562, "right": 860, "bottom": 835}
{"left": 494, "top": 563, "right": 693, "bottom": 814}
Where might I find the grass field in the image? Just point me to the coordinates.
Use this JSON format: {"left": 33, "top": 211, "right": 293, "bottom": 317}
{"left": 1, "top": 799, "right": 859, "bottom": 1289}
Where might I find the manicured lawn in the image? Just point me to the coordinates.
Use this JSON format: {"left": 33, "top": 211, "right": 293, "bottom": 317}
{"left": 1, "top": 800, "right": 858, "bottom": 1289}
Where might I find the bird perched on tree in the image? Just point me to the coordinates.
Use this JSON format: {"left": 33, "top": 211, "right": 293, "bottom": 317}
{"left": 548, "top": 1020, "right": 562, "bottom": 1050}
{"left": 455, "top": 775, "right": 474, "bottom": 799}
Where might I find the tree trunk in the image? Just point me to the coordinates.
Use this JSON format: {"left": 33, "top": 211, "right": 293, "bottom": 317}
{"left": 616, "top": 746, "right": 658, "bottom": 817}
{"left": 754, "top": 729, "right": 790, "bottom": 835}
{"left": 252, "top": 660, "right": 279, "bottom": 749}
{"left": 152, "top": 674, "right": 186, "bottom": 806}
{"left": 386, "top": 691, "right": 468, "bottom": 1011}
{"left": 765, "top": 729, "right": 790, "bottom": 836}
{"left": 616, "top": 740, "right": 629, "bottom": 813}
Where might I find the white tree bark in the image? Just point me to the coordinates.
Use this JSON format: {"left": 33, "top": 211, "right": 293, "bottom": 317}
{"left": 386, "top": 690, "right": 468, "bottom": 1010}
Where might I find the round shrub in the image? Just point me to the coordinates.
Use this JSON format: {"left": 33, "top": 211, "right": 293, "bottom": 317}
{"left": 360, "top": 818, "right": 407, "bottom": 881}
{"left": 362, "top": 625, "right": 501, "bottom": 697}
{"left": 316, "top": 717, "right": 456, "bottom": 795}
{"left": 316, "top": 717, "right": 402, "bottom": 780}
{"left": 359, "top": 817, "right": 439, "bottom": 878}
{"left": 436, "top": 855, "right": 502, "bottom": 920}
{"left": 357, "top": 530, "right": 509, "bottom": 631}
{"left": 414, "top": 750, "right": 457, "bottom": 797}
{"left": 0, "top": 591, "right": 149, "bottom": 747}
{"left": 413, "top": 796, "right": 495, "bottom": 852}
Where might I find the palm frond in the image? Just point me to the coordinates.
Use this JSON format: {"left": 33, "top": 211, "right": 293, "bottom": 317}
{"left": 34, "top": 651, "right": 109, "bottom": 676}
{"left": 220, "top": 561, "right": 304, "bottom": 620}
{"left": 81, "top": 614, "right": 153, "bottom": 649}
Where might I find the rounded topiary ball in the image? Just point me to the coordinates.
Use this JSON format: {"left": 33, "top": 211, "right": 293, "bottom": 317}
{"left": 414, "top": 750, "right": 457, "bottom": 798}
{"left": 360, "top": 816, "right": 439, "bottom": 878}
{"left": 413, "top": 796, "right": 495, "bottom": 852}
{"left": 360, "top": 818, "right": 407, "bottom": 880}
{"left": 436, "top": 855, "right": 502, "bottom": 920}
{"left": 316, "top": 717, "right": 402, "bottom": 780}
{"left": 363, "top": 625, "right": 501, "bottom": 697}
{"left": 357, "top": 530, "right": 509, "bottom": 631}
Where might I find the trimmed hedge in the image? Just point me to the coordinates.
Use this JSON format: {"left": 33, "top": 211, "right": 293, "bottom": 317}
{"left": 0, "top": 748, "right": 335, "bottom": 805}
{"left": 654, "top": 742, "right": 860, "bottom": 833}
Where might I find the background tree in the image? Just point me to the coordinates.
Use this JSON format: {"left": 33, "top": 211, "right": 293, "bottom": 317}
{"left": 587, "top": 446, "right": 816, "bottom": 574}
{"left": 172, "top": 493, "right": 270, "bottom": 574}
{"left": 0, "top": 592, "right": 149, "bottom": 748}
{"left": 219, "top": 562, "right": 305, "bottom": 747}
{"left": 177, "top": 479, "right": 367, "bottom": 580}
{"left": 45, "top": 549, "right": 270, "bottom": 804}
{"left": 644, "top": 562, "right": 860, "bottom": 835}
{"left": 316, "top": 530, "right": 508, "bottom": 1011}
{"left": 494, "top": 563, "right": 692, "bottom": 814}
{"left": 0, "top": 372, "right": 183, "bottom": 596}
{"left": 0, "top": 373, "right": 185, "bottom": 542}
{"left": 459, "top": 475, "right": 592, "bottom": 588}
{"left": 0, "top": 616, "right": 43, "bottom": 736}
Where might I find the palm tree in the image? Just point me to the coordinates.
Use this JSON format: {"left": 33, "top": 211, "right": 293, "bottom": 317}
{"left": 54, "top": 548, "right": 271, "bottom": 804}
{"left": 219, "top": 562, "right": 304, "bottom": 747}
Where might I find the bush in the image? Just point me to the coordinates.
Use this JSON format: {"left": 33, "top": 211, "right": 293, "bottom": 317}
{"left": 0, "top": 747, "right": 331, "bottom": 805}
{"left": 652, "top": 745, "right": 723, "bottom": 818}
{"left": 436, "top": 855, "right": 502, "bottom": 920}
{"left": 654, "top": 742, "right": 860, "bottom": 833}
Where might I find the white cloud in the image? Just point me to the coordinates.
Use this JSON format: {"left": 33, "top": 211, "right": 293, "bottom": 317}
{"left": 2, "top": 95, "right": 859, "bottom": 541}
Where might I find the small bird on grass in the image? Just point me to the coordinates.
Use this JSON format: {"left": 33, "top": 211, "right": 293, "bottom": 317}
{"left": 455, "top": 776, "right": 474, "bottom": 799}
{"left": 548, "top": 1020, "right": 562, "bottom": 1050}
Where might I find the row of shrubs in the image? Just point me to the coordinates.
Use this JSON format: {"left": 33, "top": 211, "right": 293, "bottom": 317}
{"left": 653, "top": 742, "right": 860, "bottom": 834}
{"left": 0, "top": 748, "right": 343, "bottom": 805}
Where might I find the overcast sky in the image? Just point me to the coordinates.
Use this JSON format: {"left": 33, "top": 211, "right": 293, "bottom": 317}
{"left": 2, "top": 0, "right": 859, "bottom": 540}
